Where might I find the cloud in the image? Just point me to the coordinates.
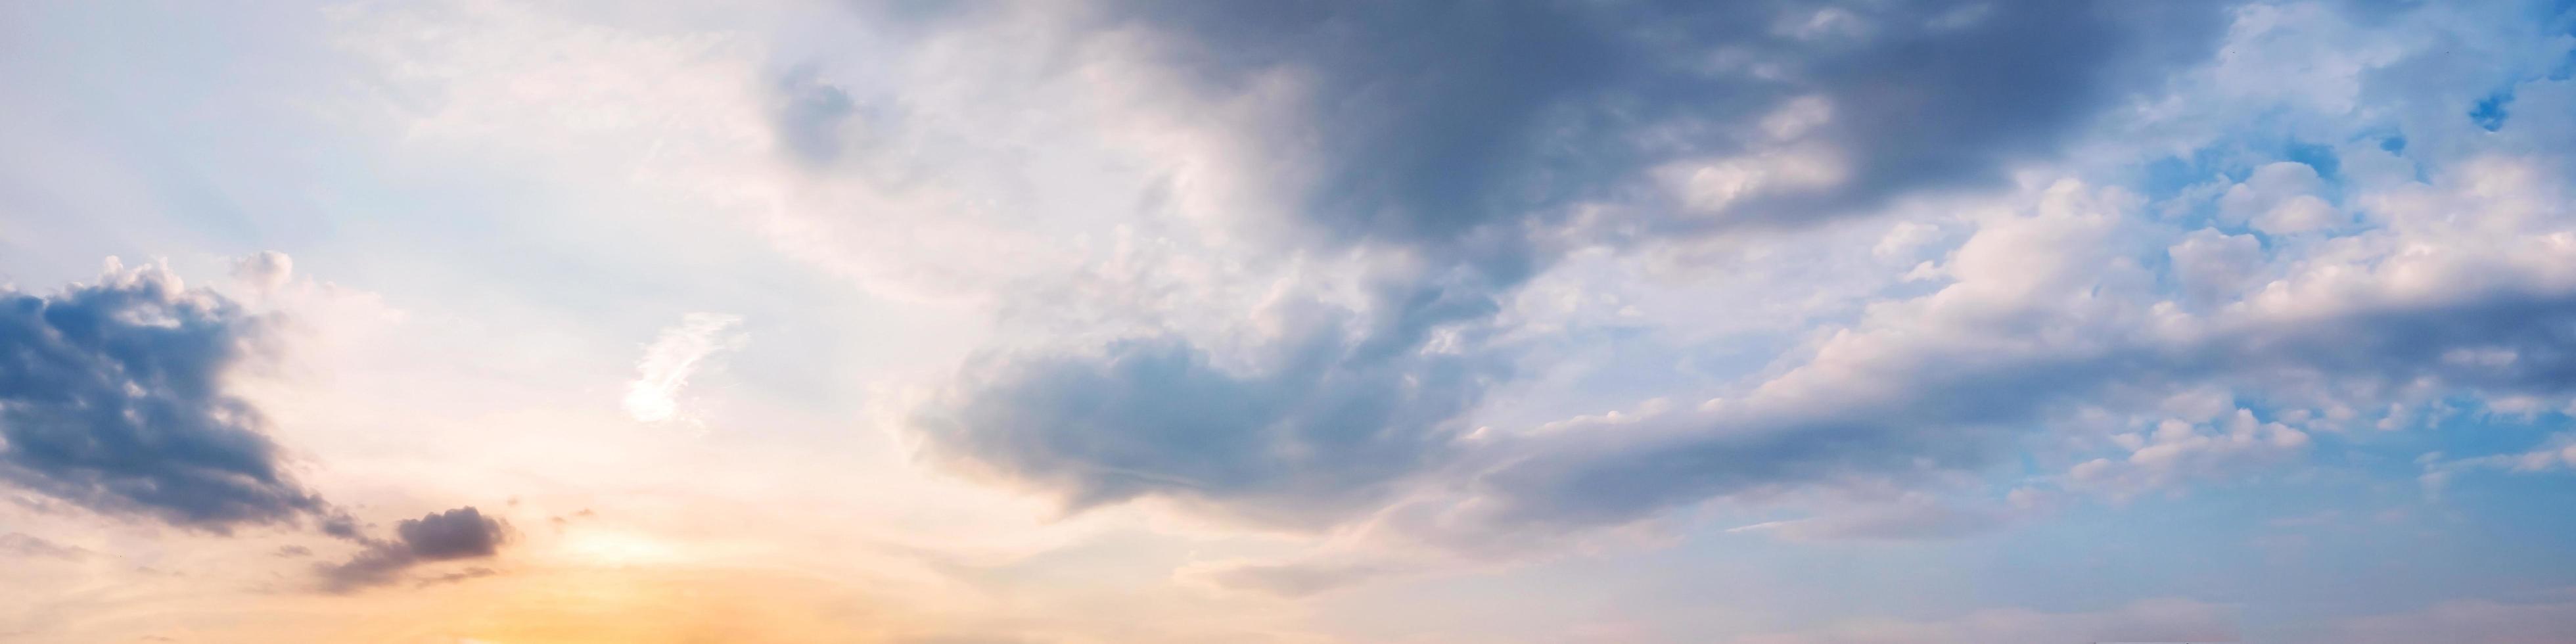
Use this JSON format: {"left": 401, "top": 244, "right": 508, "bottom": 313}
{"left": 623, "top": 312, "right": 746, "bottom": 425}
{"left": 1721, "top": 599, "right": 2236, "bottom": 644}
{"left": 1451, "top": 150, "right": 2576, "bottom": 534}
{"left": 2325, "top": 597, "right": 2576, "bottom": 644}
{"left": 0, "top": 532, "right": 89, "bottom": 561}
{"left": 1097, "top": 0, "right": 2224, "bottom": 248}
{"left": 415, "top": 566, "right": 499, "bottom": 587}
{"left": 2067, "top": 410, "right": 2310, "bottom": 497}
{"left": 2167, "top": 228, "right": 2264, "bottom": 307}
{"left": 316, "top": 506, "right": 509, "bottom": 593}
{"left": 896, "top": 7, "right": 2576, "bottom": 611}
{"left": 913, "top": 298, "right": 1500, "bottom": 526}
{"left": 0, "top": 259, "right": 331, "bottom": 532}
{"left": 2422, "top": 432, "right": 2576, "bottom": 492}
{"left": 771, "top": 64, "right": 862, "bottom": 166}
{"left": 228, "top": 250, "right": 294, "bottom": 296}
{"left": 1726, "top": 494, "right": 2036, "bottom": 542}
{"left": 903, "top": 0, "right": 2232, "bottom": 530}
{"left": 1176, "top": 556, "right": 1412, "bottom": 598}
{"left": 313, "top": 0, "right": 2576, "bottom": 614}
{"left": 2217, "top": 161, "right": 2343, "bottom": 233}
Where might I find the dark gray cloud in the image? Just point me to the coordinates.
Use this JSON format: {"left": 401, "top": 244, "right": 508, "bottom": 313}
{"left": 1113, "top": 0, "right": 2222, "bottom": 248}
{"left": 0, "top": 266, "right": 329, "bottom": 533}
{"left": 903, "top": 0, "right": 2234, "bottom": 526}
{"left": 317, "top": 506, "right": 508, "bottom": 593}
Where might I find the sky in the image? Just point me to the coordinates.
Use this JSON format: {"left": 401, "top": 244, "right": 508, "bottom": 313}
{"left": 3, "top": 0, "right": 2576, "bottom": 642}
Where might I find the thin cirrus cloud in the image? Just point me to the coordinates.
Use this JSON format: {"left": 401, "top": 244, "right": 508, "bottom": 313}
{"left": 622, "top": 312, "right": 747, "bottom": 425}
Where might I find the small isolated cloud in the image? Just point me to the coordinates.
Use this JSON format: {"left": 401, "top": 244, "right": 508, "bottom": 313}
{"left": 623, "top": 312, "right": 746, "bottom": 425}
{"left": 316, "top": 506, "right": 509, "bottom": 593}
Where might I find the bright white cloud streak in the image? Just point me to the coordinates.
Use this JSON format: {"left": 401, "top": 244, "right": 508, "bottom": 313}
{"left": 624, "top": 312, "right": 747, "bottom": 424}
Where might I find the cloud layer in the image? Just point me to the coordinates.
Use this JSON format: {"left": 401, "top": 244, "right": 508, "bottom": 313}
{"left": 892, "top": 0, "right": 2576, "bottom": 597}
{"left": 905, "top": 0, "right": 2238, "bottom": 530}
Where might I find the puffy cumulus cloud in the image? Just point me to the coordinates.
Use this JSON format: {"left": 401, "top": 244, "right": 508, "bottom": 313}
{"left": 1721, "top": 599, "right": 2236, "bottom": 644}
{"left": 2068, "top": 410, "right": 2310, "bottom": 497}
{"left": 2217, "top": 161, "right": 2343, "bottom": 234}
{"left": 316, "top": 506, "right": 510, "bottom": 593}
{"left": 0, "top": 259, "right": 333, "bottom": 533}
{"left": 2168, "top": 228, "right": 2265, "bottom": 308}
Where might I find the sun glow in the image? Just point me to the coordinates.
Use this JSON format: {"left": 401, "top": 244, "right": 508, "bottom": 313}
{"left": 554, "top": 529, "right": 687, "bottom": 567}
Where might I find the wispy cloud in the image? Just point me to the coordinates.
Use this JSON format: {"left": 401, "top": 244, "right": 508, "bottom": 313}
{"left": 623, "top": 312, "right": 747, "bottom": 425}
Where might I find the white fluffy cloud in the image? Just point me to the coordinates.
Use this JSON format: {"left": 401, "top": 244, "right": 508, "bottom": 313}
{"left": 2218, "top": 161, "right": 2342, "bottom": 233}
